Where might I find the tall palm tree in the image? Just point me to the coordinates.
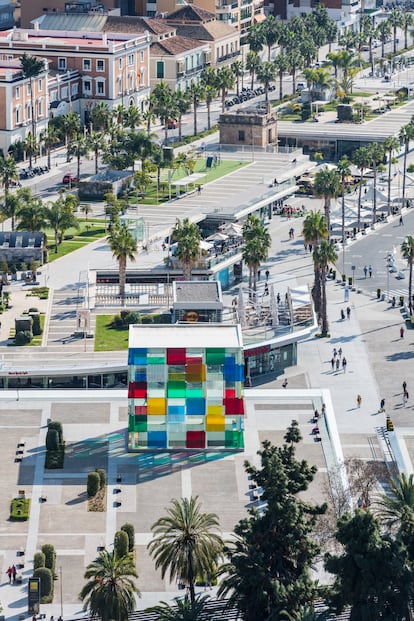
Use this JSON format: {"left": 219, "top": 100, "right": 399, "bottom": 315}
{"left": 172, "top": 218, "right": 201, "bottom": 280}
{"left": 274, "top": 54, "right": 288, "bottom": 100}
{"left": 388, "top": 9, "right": 403, "bottom": 53}
{"left": 303, "top": 211, "right": 328, "bottom": 321}
{"left": 204, "top": 84, "right": 218, "bottom": 131}
{"left": 90, "top": 102, "right": 111, "bottom": 133}
{"left": 231, "top": 60, "right": 244, "bottom": 96}
{"left": 88, "top": 132, "right": 106, "bottom": 175}
{"left": 79, "top": 549, "right": 139, "bottom": 621}
{"left": 375, "top": 473, "right": 414, "bottom": 528}
{"left": 0, "top": 155, "right": 18, "bottom": 204}
{"left": 247, "top": 23, "right": 265, "bottom": 55}
{"left": 383, "top": 136, "right": 400, "bottom": 216}
{"left": 401, "top": 12, "right": 414, "bottom": 49}
{"left": 45, "top": 197, "right": 79, "bottom": 252}
{"left": 262, "top": 15, "right": 281, "bottom": 61}
{"left": 242, "top": 215, "right": 271, "bottom": 293}
{"left": 187, "top": 81, "right": 205, "bottom": 136}
{"left": 377, "top": 20, "right": 391, "bottom": 58}
{"left": 147, "top": 496, "right": 223, "bottom": 604}
{"left": 108, "top": 223, "right": 137, "bottom": 305}
{"left": 147, "top": 594, "right": 211, "bottom": 621}
{"left": 17, "top": 195, "right": 46, "bottom": 232}
{"left": 313, "top": 166, "right": 340, "bottom": 235}
{"left": 124, "top": 105, "right": 142, "bottom": 130}
{"left": 336, "top": 156, "right": 351, "bottom": 257}
{"left": 286, "top": 49, "right": 304, "bottom": 94}
{"left": 352, "top": 145, "right": 371, "bottom": 230}
{"left": 313, "top": 240, "right": 338, "bottom": 336}
{"left": 367, "top": 142, "right": 384, "bottom": 225}
{"left": 40, "top": 125, "right": 60, "bottom": 169}
{"left": 172, "top": 89, "right": 191, "bottom": 141}
{"left": 20, "top": 53, "right": 45, "bottom": 141}
{"left": 399, "top": 121, "right": 414, "bottom": 211}
{"left": 246, "top": 51, "right": 261, "bottom": 90}
{"left": 401, "top": 236, "right": 414, "bottom": 315}
{"left": 60, "top": 112, "right": 81, "bottom": 160}
{"left": 256, "top": 61, "right": 276, "bottom": 106}
{"left": 143, "top": 94, "right": 157, "bottom": 136}
{"left": 215, "top": 66, "right": 234, "bottom": 113}
{"left": 152, "top": 81, "right": 175, "bottom": 144}
{"left": 68, "top": 135, "right": 89, "bottom": 180}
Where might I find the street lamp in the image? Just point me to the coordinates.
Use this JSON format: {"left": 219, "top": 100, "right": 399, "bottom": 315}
{"left": 59, "top": 565, "right": 63, "bottom": 618}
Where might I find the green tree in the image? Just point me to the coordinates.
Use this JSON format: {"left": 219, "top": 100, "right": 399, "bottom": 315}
{"left": 218, "top": 422, "right": 326, "bottom": 621}
{"left": 274, "top": 54, "right": 288, "bottom": 100}
{"left": 148, "top": 496, "right": 223, "bottom": 604}
{"left": 377, "top": 20, "right": 391, "bottom": 58}
{"left": 79, "top": 549, "right": 139, "bottom": 621}
{"left": 171, "top": 218, "right": 201, "bottom": 280}
{"left": 313, "top": 166, "right": 340, "bottom": 234}
{"left": 282, "top": 607, "right": 331, "bottom": 621}
{"left": 231, "top": 60, "right": 244, "bottom": 96}
{"left": 187, "top": 81, "right": 205, "bottom": 136}
{"left": 399, "top": 121, "right": 414, "bottom": 211}
{"left": 90, "top": 102, "right": 111, "bottom": 133}
{"left": 313, "top": 240, "right": 337, "bottom": 336}
{"left": 367, "top": 142, "right": 384, "bottom": 225}
{"left": 246, "top": 51, "right": 261, "bottom": 90}
{"left": 256, "top": 61, "right": 276, "bottom": 105}
{"left": 153, "top": 81, "right": 175, "bottom": 145}
{"left": 376, "top": 472, "right": 414, "bottom": 528}
{"left": 401, "top": 236, "right": 414, "bottom": 315}
{"left": 388, "top": 9, "right": 403, "bottom": 53}
{"left": 401, "top": 12, "right": 414, "bottom": 49}
{"left": 172, "top": 89, "right": 191, "bottom": 141}
{"left": 124, "top": 105, "right": 142, "bottom": 130}
{"left": 0, "top": 155, "right": 18, "bottom": 206}
{"left": 87, "top": 132, "right": 106, "bottom": 175}
{"left": 247, "top": 23, "right": 265, "bottom": 54}
{"left": 352, "top": 145, "right": 371, "bottom": 230}
{"left": 20, "top": 53, "right": 45, "bottom": 142}
{"left": 242, "top": 215, "right": 271, "bottom": 293}
{"left": 45, "top": 197, "right": 79, "bottom": 252}
{"left": 325, "top": 510, "right": 412, "bottom": 621}
{"left": 262, "top": 15, "right": 281, "bottom": 60}
{"left": 40, "top": 125, "right": 60, "bottom": 170}
{"left": 17, "top": 196, "right": 47, "bottom": 232}
{"left": 286, "top": 49, "right": 304, "bottom": 94}
{"left": 24, "top": 132, "right": 38, "bottom": 168}
{"left": 337, "top": 156, "right": 351, "bottom": 250}
{"left": 383, "top": 136, "right": 400, "bottom": 216}
{"left": 148, "top": 594, "right": 211, "bottom": 621}
{"left": 302, "top": 211, "right": 328, "bottom": 321}
{"left": 204, "top": 84, "right": 218, "bottom": 131}
{"left": 68, "top": 135, "right": 89, "bottom": 180}
{"left": 216, "top": 66, "right": 234, "bottom": 113}
{"left": 108, "top": 224, "right": 137, "bottom": 305}
{"left": 60, "top": 112, "right": 82, "bottom": 159}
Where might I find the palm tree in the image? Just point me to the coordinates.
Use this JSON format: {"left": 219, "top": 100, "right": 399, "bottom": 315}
{"left": 376, "top": 473, "right": 414, "bottom": 528}
{"left": 147, "top": 496, "right": 223, "bottom": 604}
{"left": 143, "top": 94, "right": 157, "bottom": 136}
{"left": 274, "top": 54, "right": 288, "bottom": 100}
{"left": 313, "top": 166, "right": 340, "bottom": 235}
{"left": 45, "top": 197, "right": 79, "bottom": 252}
{"left": 61, "top": 112, "right": 81, "bottom": 158}
{"left": 147, "top": 594, "right": 211, "bottom": 621}
{"left": 0, "top": 155, "right": 18, "bottom": 204}
{"left": 399, "top": 121, "right": 414, "bottom": 211}
{"left": 124, "top": 105, "right": 142, "bottom": 130}
{"left": 401, "top": 236, "right": 414, "bottom": 315}
{"left": 67, "top": 135, "right": 89, "bottom": 180}
{"left": 286, "top": 49, "right": 303, "bottom": 94}
{"left": 172, "top": 89, "right": 191, "bottom": 141}
{"left": 352, "top": 145, "right": 371, "bottom": 230}
{"left": 88, "top": 132, "right": 106, "bottom": 175}
{"left": 367, "top": 142, "right": 384, "bottom": 225}
{"left": 108, "top": 223, "right": 137, "bottom": 305}
{"left": 388, "top": 9, "right": 403, "bottom": 53}
{"left": 20, "top": 53, "right": 45, "bottom": 141}
{"left": 401, "top": 13, "right": 414, "bottom": 49}
{"left": 216, "top": 66, "right": 234, "bottom": 113}
{"left": 187, "top": 81, "right": 205, "bottom": 136}
{"left": 246, "top": 51, "right": 261, "bottom": 90}
{"left": 383, "top": 136, "right": 400, "bottom": 216}
{"left": 231, "top": 60, "right": 244, "bottom": 96}
{"left": 17, "top": 195, "right": 47, "bottom": 232}
{"left": 24, "top": 132, "right": 38, "bottom": 168}
{"left": 256, "top": 61, "right": 276, "bottom": 106}
{"left": 204, "top": 84, "right": 218, "bottom": 131}
{"left": 303, "top": 211, "right": 328, "bottom": 321}
{"left": 152, "top": 81, "right": 175, "bottom": 144}
{"left": 262, "top": 15, "right": 281, "bottom": 60}
{"left": 314, "top": 240, "right": 338, "bottom": 336}
{"left": 299, "top": 37, "right": 317, "bottom": 68}
{"left": 171, "top": 218, "right": 201, "bottom": 280}
{"left": 377, "top": 20, "right": 391, "bottom": 58}
{"left": 79, "top": 549, "right": 139, "bottom": 621}
{"left": 40, "top": 125, "right": 60, "bottom": 169}
{"left": 336, "top": 156, "right": 351, "bottom": 257}
{"left": 90, "top": 102, "right": 111, "bottom": 133}
{"left": 282, "top": 606, "right": 331, "bottom": 621}
{"left": 326, "top": 20, "right": 338, "bottom": 53}
{"left": 242, "top": 215, "right": 271, "bottom": 293}
{"left": 247, "top": 23, "right": 265, "bottom": 55}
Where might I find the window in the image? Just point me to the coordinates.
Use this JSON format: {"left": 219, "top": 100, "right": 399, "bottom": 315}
{"left": 83, "top": 59, "right": 91, "bottom": 71}
{"left": 97, "top": 81, "right": 105, "bottom": 95}
{"left": 15, "top": 86, "right": 20, "bottom": 99}
{"left": 26, "top": 83, "right": 31, "bottom": 96}
{"left": 61, "top": 86, "right": 68, "bottom": 99}
{"left": 96, "top": 59, "right": 104, "bottom": 72}
{"left": 38, "top": 100, "right": 42, "bottom": 117}
{"left": 128, "top": 53, "right": 134, "bottom": 66}
{"left": 156, "top": 61, "right": 164, "bottom": 79}
{"left": 15, "top": 107, "right": 20, "bottom": 124}
{"left": 71, "top": 83, "right": 78, "bottom": 96}
{"left": 118, "top": 57, "right": 123, "bottom": 69}
{"left": 26, "top": 105, "right": 31, "bottom": 120}
{"left": 118, "top": 77, "right": 122, "bottom": 95}
{"left": 58, "top": 57, "right": 67, "bottom": 70}
{"left": 38, "top": 78, "right": 42, "bottom": 91}
{"left": 238, "top": 130, "right": 245, "bottom": 141}
{"left": 140, "top": 50, "right": 144, "bottom": 62}
{"left": 50, "top": 89, "right": 57, "bottom": 102}
{"left": 83, "top": 80, "right": 91, "bottom": 94}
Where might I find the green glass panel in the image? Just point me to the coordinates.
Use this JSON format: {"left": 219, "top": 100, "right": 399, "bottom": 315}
{"left": 168, "top": 387, "right": 186, "bottom": 398}
{"left": 147, "top": 356, "right": 165, "bottom": 364}
{"left": 206, "top": 349, "right": 225, "bottom": 365}
{"left": 186, "top": 388, "right": 204, "bottom": 398}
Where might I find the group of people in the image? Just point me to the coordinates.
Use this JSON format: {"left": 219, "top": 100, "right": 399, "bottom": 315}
{"left": 340, "top": 307, "right": 352, "bottom": 321}
{"left": 363, "top": 265, "right": 373, "bottom": 278}
{"left": 331, "top": 347, "right": 347, "bottom": 373}
{"left": 6, "top": 565, "right": 17, "bottom": 583}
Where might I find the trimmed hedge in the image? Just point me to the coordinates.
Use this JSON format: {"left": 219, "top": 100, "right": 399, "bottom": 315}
{"left": 121, "top": 523, "right": 135, "bottom": 552}
{"left": 34, "top": 552, "right": 45, "bottom": 570}
{"left": 33, "top": 567, "right": 53, "bottom": 601}
{"left": 96, "top": 468, "right": 107, "bottom": 489}
{"left": 42, "top": 544, "right": 56, "bottom": 575}
{"left": 45, "top": 449, "right": 64, "bottom": 469}
{"left": 87, "top": 472, "right": 100, "bottom": 497}
{"left": 46, "top": 429, "right": 60, "bottom": 451}
{"left": 10, "top": 497, "right": 30, "bottom": 520}
{"left": 114, "top": 530, "right": 129, "bottom": 559}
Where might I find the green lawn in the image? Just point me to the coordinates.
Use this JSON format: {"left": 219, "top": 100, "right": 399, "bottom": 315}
{"left": 94, "top": 315, "right": 129, "bottom": 351}
{"left": 46, "top": 220, "right": 107, "bottom": 262}
{"left": 130, "top": 159, "right": 249, "bottom": 206}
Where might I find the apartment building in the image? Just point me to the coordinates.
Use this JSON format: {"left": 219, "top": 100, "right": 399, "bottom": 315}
{"left": 0, "top": 58, "right": 49, "bottom": 156}
{"left": 0, "top": 26, "right": 151, "bottom": 129}
{"left": 20, "top": 0, "right": 122, "bottom": 29}
{"left": 276, "top": 0, "right": 361, "bottom": 29}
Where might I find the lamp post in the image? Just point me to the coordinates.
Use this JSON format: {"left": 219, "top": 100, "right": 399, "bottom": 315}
{"left": 59, "top": 565, "right": 63, "bottom": 619}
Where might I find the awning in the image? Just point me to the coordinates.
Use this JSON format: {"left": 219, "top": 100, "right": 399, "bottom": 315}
{"left": 254, "top": 13, "right": 266, "bottom": 22}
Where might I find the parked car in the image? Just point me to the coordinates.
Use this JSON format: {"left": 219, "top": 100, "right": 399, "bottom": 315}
{"left": 296, "top": 82, "right": 305, "bottom": 92}
{"left": 166, "top": 119, "right": 178, "bottom": 129}
{"left": 62, "top": 173, "right": 79, "bottom": 184}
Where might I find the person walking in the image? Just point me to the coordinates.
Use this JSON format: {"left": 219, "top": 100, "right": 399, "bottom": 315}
{"left": 333, "top": 348, "right": 337, "bottom": 359}
{"left": 331, "top": 357, "right": 335, "bottom": 371}
{"left": 265, "top": 269, "right": 270, "bottom": 281}
{"left": 363, "top": 265, "right": 368, "bottom": 278}
{"left": 403, "top": 381, "right": 407, "bottom": 394}
{"left": 346, "top": 306, "right": 351, "bottom": 319}
{"left": 282, "top": 378, "right": 288, "bottom": 388}
{"left": 357, "top": 394, "right": 362, "bottom": 408}
{"left": 369, "top": 265, "right": 373, "bottom": 278}
{"left": 400, "top": 326, "right": 405, "bottom": 339}
{"left": 403, "top": 392, "right": 408, "bottom": 407}
{"left": 336, "top": 358, "right": 340, "bottom": 371}
{"left": 6, "top": 566, "right": 12, "bottom": 583}
{"left": 342, "top": 356, "right": 347, "bottom": 372}
{"left": 399, "top": 214, "right": 404, "bottom": 226}
{"left": 380, "top": 398, "right": 385, "bottom": 412}
{"left": 338, "top": 347, "right": 342, "bottom": 359}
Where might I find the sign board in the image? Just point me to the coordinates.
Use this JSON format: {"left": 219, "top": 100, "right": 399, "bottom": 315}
{"left": 28, "top": 577, "right": 40, "bottom": 614}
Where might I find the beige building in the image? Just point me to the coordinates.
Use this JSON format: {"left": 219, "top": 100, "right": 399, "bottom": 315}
{"left": 219, "top": 107, "right": 277, "bottom": 148}
{"left": 20, "top": 0, "right": 120, "bottom": 29}
{"left": 0, "top": 26, "right": 151, "bottom": 127}
{"left": 0, "top": 58, "right": 49, "bottom": 156}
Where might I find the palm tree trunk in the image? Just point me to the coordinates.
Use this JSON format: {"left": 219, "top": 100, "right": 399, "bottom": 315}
{"left": 193, "top": 99, "right": 197, "bottom": 136}
{"left": 119, "top": 257, "right": 126, "bottom": 305}
{"left": 95, "top": 150, "right": 99, "bottom": 175}
{"left": 409, "top": 259, "right": 413, "bottom": 315}
{"left": 178, "top": 114, "right": 182, "bottom": 142}
{"left": 358, "top": 172, "right": 363, "bottom": 230}
{"left": 164, "top": 125, "right": 168, "bottom": 145}
{"left": 54, "top": 229, "right": 59, "bottom": 253}
{"left": 292, "top": 70, "right": 296, "bottom": 95}
{"left": 402, "top": 142, "right": 408, "bottom": 210}
{"left": 77, "top": 154, "right": 81, "bottom": 180}
{"left": 207, "top": 102, "right": 211, "bottom": 130}
{"left": 47, "top": 145, "right": 51, "bottom": 170}
{"left": 341, "top": 185, "right": 345, "bottom": 246}
{"left": 372, "top": 164, "right": 377, "bottom": 225}
{"left": 324, "top": 196, "right": 331, "bottom": 237}
{"left": 387, "top": 150, "right": 392, "bottom": 216}
{"left": 279, "top": 72, "right": 283, "bottom": 100}
{"left": 251, "top": 71, "right": 254, "bottom": 90}
{"left": 320, "top": 267, "right": 329, "bottom": 335}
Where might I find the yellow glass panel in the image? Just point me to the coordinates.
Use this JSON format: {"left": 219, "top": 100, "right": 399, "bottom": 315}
{"left": 206, "top": 414, "right": 225, "bottom": 431}
{"left": 207, "top": 405, "right": 223, "bottom": 416}
{"left": 147, "top": 398, "right": 166, "bottom": 415}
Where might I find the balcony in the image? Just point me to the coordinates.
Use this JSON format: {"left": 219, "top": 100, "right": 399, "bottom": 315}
{"left": 217, "top": 50, "right": 241, "bottom": 64}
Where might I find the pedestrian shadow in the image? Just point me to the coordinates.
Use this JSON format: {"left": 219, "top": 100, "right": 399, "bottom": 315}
{"left": 386, "top": 351, "right": 414, "bottom": 361}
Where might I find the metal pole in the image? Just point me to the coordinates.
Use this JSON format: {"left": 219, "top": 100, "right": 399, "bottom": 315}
{"left": 60, "top": 566, "right": 63, "bottom": 618}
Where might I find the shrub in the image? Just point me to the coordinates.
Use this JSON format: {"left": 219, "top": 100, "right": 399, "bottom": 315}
{"left": 45, "top": 450, "right": 64, "bottom": 469}
{"left": 96, "top": 468, "right": 106, "bottom": 489}
{"left": 33, "top": 567, "right": 53, "bottom": 599}
{"left": 114, "top": 530, "right": 129, "bottom": 559}
{"left": 31, "top": 314, "right": 42, "bottom": 336}
{"left": 87, "top": 472, "right": 100, "bottom": 497}
{"left": 28, "top": 307, "right": 39, "bottom": 313}
{"left": 10, "top": 497, "right": 30, "bottom": 520}
{"left": 48, "top": 421, "right": 63, "bottom": 445}
{"left": 41, "top": 544, "right": 56, "bottom": 574}
{"left": 46, "top": 429, "right": 60, "bottom": 451}
{"left": 121, "top": 523, "right": 135, "bottom": 552}
{"left": 34, "top": 552, "right": 45, "bottom": 570}
{"left": 15, "top": 330, "right": 33, "bottom": 345}
{"left": 141, "top": 315, "right": 153, "bottom": 324}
